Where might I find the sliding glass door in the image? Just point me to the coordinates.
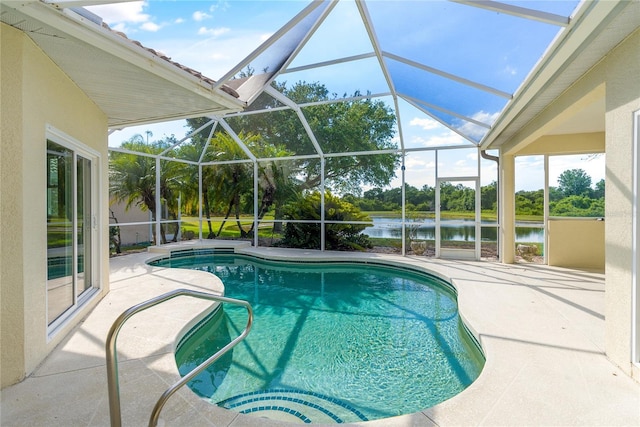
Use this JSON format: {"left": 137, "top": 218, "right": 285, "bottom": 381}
{"left": 47, "top": 135, "right": 98, "bottom": 332}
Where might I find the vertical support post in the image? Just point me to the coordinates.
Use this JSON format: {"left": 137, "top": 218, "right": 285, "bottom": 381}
{"left": 254, "top": 162, "right": 259, "bottom": 248}
{"left": 544, "top": 155, "right": 549, "bottom": 264}
{"left": 475, "top": 178, "right": 481, "bottom": 261}
{"left": 320, "top": 157, "right": 325, "bottom": 251}
{"left": 198, "top": 164, "right": 203, "bottom": 241}
{"left": 177, "top": 193, "right": 182, "bottom": 241}
{"left": 401, "top": 153, "right": 406, "bottom": 256}
{"left": 475, "top": 148, "right": 481, "bottom": 261}
{"left": 155, "top": 157, "right": 161, "bottom": 246}
{"left": 500, "top": 153, "right": 516, "bottom": 263}
{"left": 435, "top": 151, "right": 440, "bottom": 258}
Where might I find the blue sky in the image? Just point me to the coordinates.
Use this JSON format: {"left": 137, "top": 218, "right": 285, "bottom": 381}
{"left": 93, "top": 1, "right": 603, "bottom": 191}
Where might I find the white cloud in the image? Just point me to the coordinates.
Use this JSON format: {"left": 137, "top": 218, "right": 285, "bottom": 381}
{"left": 412, "top": 132, "right": 467, "bottom": 148}
{"left": 198, "top": 27, "right": 230, "bottom": 37}
{"left": 86, "top": 1, "right": 148, "bottom": 23}
{"left": 193, "top": 11, "right": 212, "bottom": 22}
{"left": 109, "top": 22, "right": 127, "bottom": 33}
{"left": 210, "top": 1, "right": 230, "bottom": 13}
{"left": 405, "top": 157, "right": 429, "bottom": 168}
{"left": 86, "top": 2, "right": 164, "bottom": 35}
{"left": 503, "top": 65, "right": 517, "bottom": 76}
{"left": 159, "top": 31, "right": 282, "bottom": 80}
{"left": 174, "top": 18, "right": 185, "bottom": 24}
{"left": 210, "top": 53, "right": 228, "bottom": 61}
{"left": 456, "top": 110, "right": 500, "bottom": 142}
{"left": 402, "top": 154, "right": 436, "bottom": 188}
{"left": 141, "top": 21, "right": 161, "bottom": 32}
{"left": 409, "top": 117, "right": 439, "bottom": 131}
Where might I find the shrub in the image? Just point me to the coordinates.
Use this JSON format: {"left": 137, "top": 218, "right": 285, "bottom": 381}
{"left": 279, "top": 192, "right": 373, "bottom": 251}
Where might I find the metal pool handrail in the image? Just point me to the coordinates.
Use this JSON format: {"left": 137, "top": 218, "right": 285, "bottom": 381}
{"left": 105, "top": 288, "right": 254, "bottom": 427}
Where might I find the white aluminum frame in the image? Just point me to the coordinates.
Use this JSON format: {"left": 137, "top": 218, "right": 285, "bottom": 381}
{"left": 103, "top": 0, "right": 576, "bottom": 255}
{"left": 46, "top": 125, "right": 102, "bottom": 339}
{"left": 632, "top": 109, "right": 640, "bottom": 366}
{"left": 435, "top": 176, "right": 481, "bottom": 261}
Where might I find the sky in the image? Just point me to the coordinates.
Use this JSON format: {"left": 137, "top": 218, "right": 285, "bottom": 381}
{"left": 92, "top": 0, "right": 603, "bottom": 192}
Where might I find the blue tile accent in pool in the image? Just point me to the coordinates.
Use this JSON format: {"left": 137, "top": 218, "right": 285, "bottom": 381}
{"left": 218, "top": 389, "right": 369, "bottom": 423}
{"left": 226, "top": 395, "right": 343, "bottom": 423}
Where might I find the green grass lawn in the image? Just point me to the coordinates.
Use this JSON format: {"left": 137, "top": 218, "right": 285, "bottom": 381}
{"left": 180, "top": 216, "right": 279, "bottom": 239}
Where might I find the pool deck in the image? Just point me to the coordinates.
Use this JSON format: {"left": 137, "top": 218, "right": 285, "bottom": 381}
{"left": 2, "top": 241, "right": 639, "bottom": 426}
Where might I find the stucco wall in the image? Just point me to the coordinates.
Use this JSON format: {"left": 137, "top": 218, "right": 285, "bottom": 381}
{"left": 547, "top": 219, "right": 605, "bottom": 270}
{"left": 1, "top": 22, "right": 27, "bottom": 389}
{"left": 603, "top": 29, "right": 640, "bottom": 380}
{"left": 1, "top": 23, "right": 110, "bottom": 387}
{"left": 517, "top": 132, "right": 605, "bottom": 156}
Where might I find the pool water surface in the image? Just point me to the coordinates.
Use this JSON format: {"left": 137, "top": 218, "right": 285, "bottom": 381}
{"left": 151, "top": 252, "right": 484, "bottom": 424}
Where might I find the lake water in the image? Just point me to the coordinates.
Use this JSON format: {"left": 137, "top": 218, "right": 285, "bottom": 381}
{"left": 364, "top": 216, "right": 544, "bottom": 243}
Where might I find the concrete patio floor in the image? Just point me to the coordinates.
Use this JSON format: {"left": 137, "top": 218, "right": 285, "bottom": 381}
{"left": 2, "top": 241, "right": 639, "bottom": 426}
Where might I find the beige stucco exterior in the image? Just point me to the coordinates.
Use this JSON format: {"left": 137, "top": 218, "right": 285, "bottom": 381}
{"left": 499, "top": 28, "right": 640, "bottom": 379}
{"left": 603, "top": 28, "right": 640, "bottom": 381}
{"left": 1, "top": 23, "right": 110, "bottom": 387}
{"left": 517, "top": 132, "right": 605, "bottom": 156}
{"left": 547, "top": 219, "right": 605, "bottom": 270}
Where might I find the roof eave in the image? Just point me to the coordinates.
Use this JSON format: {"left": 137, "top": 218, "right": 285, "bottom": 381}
{"left": 3, "top": 0, "right": 245, "bottom": 124}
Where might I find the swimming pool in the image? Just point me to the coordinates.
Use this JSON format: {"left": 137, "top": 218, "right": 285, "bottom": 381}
{"left": 151, "top": 251, "right": 484, "bottom": 424}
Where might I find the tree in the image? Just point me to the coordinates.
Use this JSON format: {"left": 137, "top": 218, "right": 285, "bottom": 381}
{"left": 190, "top": 81, "right": 400, "bottom": 195}
{"left": 203, "top": 131, "right": 255, "bottom": 238}
{"left": 182, "top": 129, "right": 299, "bottom": 238}
{"left": 515, "top": 189, "right": 544, "bottom": 216}
{"left": 557, "top": 168, "right": 592, "bottom": 197}
{"left": 550, "top": 195, "right": 604, "bottom": 217}
{"left": 185, "top": 81, "right": 399, "bottom": 239}
{"left": 594, "top": 179, "right": 605, "bottom": 199}
{"left": 481, "top": 181, "right": 497, "bottom": 211}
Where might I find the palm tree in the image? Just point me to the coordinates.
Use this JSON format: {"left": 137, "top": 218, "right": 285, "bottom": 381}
{"left": 109, "top": 136, "right": 184, "bottom": 244}
{"left": 251, "top": 144, "right": 299, "bottom": 235}
{"left": 206, "top": 131, "right": 254, "bottom": 238}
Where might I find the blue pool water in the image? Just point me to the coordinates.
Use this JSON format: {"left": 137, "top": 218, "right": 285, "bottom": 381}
{"left": 151, "top": 252, "right": 484, "bottom": 424}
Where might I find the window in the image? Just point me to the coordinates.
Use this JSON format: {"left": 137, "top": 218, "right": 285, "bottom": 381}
{"left": 46, "top": 127, "right": 100, "bottom": 336}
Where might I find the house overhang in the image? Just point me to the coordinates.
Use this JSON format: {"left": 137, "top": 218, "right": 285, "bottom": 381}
{"left": 0, "top": 0, "right": 246, "bottom": 129}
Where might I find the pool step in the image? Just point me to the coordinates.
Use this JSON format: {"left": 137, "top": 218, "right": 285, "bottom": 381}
{"left": 217, "top": 389, "right": 369, "bottom": 424}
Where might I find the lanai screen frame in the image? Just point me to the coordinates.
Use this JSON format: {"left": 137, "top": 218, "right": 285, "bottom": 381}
{"left": 106, "top": 0, "right": 578, "bottom": 258}
{"left": 108, "top": 118, "right": 488, "bottom": 256}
